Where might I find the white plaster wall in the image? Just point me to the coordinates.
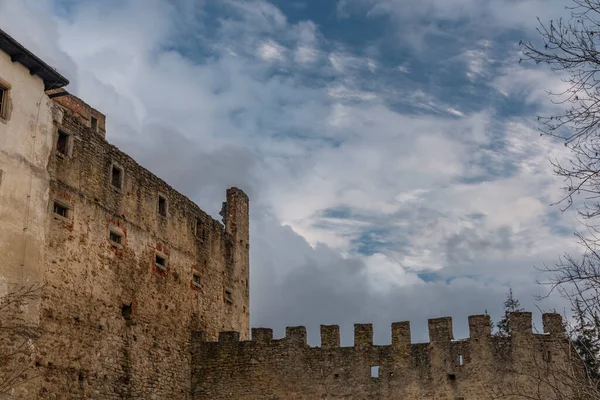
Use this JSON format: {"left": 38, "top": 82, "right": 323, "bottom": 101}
{"left": 0, "top": 49, "right": 54, "bottom": 294}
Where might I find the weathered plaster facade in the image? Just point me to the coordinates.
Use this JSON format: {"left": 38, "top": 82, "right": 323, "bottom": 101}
{"left": 0, "top": 43, "right": 54, "bottom": 299}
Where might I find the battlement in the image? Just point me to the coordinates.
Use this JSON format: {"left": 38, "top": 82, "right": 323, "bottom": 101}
{"left": 191, "top": 313, "right": 571, "bottom": 399}
{"left": 200, "top": 312, "right": 563, "bottom": 353}
{"left": 205, "top": 312, "right": 560, "bottom": 348}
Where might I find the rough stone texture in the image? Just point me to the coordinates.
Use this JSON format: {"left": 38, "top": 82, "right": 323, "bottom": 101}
{"left": 191, "top": 313, "right": 577, "bottom": 400}
{"left": 26, "top": 95, "right": 250, "bottom": 399}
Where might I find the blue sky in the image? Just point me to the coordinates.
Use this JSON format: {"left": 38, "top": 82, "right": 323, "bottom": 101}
{"left": 0, "top": 0, "right": 584, "bottom": 344}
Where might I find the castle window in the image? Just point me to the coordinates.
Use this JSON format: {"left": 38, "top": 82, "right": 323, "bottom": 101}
{"left": 121, "top": 303, "right": 132, "bottom": 321}
{"left": 52, "top": 201, "right": 70, "bottom": 219}
{"left": 109, "top": 228, "right": 123, "bottom": 247}
{"left": 195, "top": 218, "right": 203, "bottom": 238}
{"left": 0, "top": 85, "right": 6, "bottom": 119}
{"left": 158, "top": 194, "right": 167, "bottom": 217}
{"left": 370, "top": 366, "right": 380, "bottom": 378}
{"left": 91, "top": 116, "right": 98, "bottom": 132}
{"left": 192, "top": 272, "right": 201, "bottom": 288}
{"left": 56, "top": 130, "right": 71, "bottom": 156}
{"left": 155, "top": 253, "right": 167, "bottom": 271}
{"left": 458, "top": 354, "right": 463, "bottom": 366}
{"left": 109, "top": 231, "right": 121, "bottom": 244}
{"left": 111, "top": 164, "right": 124, "bottom": 190}
{"left": 447, "top": 374, "right": 456, "bottom": 382}
{"left": 225, "top": 287, "right": 233, "bottom": 304}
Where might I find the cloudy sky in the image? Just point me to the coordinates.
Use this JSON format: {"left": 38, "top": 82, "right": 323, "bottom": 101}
{"left": 0, "top": 0, "right": 585, "bottom": 345}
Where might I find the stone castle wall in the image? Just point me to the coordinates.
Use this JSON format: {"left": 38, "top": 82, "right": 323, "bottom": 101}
{"left": 24, "top": 94, "right": 250, "bottom": 399}
{"left": 191, "top": 313, "right": 575, "bottom": 400}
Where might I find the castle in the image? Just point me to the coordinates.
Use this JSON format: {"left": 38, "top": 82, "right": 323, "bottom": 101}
{"left": 0, "top": 28, "right": 582, "bottom": 399}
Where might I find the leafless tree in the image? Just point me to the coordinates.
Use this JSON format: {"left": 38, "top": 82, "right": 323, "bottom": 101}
{"left": 518, "top": 1, "right": 600, "bottom": 397}
{"left": 521, "top": 0, "right": 600, "bottom": 213}
{"left": 485, "top": 327, "right": 599, "bottom": 399}
{"left": 0, "top": 284, "right": 44, "bottom": 398}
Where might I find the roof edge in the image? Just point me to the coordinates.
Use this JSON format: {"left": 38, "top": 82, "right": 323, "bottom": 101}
{"left": 0, "top": 28, "right": 69, "bottom": 90}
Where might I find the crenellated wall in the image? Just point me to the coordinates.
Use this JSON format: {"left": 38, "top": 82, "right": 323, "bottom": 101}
{"left": 191, "top": 313, "right": 575, "bottom": 400}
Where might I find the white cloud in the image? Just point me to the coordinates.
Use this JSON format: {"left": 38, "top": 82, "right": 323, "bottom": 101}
{"left": 463, "top": 49, "right": 487, "bottom": 81}
{"left": 327, "top": 85, "right": 378, "bottom": 101}
{"left": 492, "top": 65, "right": 571, "bottom": 107}
{"left": 295, "top": 45, "right": 319, "bottom": 64}
{"left": 258, "top": 39, "right": 286, "bottom": 62}
{"left": 364, "top": 253, "right": 423, "bottom": 290}
{"left": 0, "top": 0, "right": 582, "bottom": 340}
{"left": 342, "top": 0, "right": 569, "bottom": 31}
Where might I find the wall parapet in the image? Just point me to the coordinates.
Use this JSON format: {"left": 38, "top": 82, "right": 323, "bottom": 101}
{"left": 191, "top": 313, "right": 573, "bottom": 400}
{"left": 201, "top": 312, "right": 562, "bottom": 349}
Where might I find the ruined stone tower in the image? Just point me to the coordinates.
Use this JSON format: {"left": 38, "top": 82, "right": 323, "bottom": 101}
{"left": 0, "top": 28, "right": 249, "bottom": 398}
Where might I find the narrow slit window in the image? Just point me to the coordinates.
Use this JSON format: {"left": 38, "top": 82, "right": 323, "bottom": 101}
{"left": 371, "top": 366, "right": 380, "bottom": 378}
{"left": 91, "top": 116, "right": 98, "bottom": 132}
{"left": 57, "top": 130, "right": 69, "bottom": 156}
{"left": 225, "top": 287, "right": 233, "bottom": 304}
{"left": 53, "top": 201, "right": 69, "bottom": 218}
{"left": 192, "top": 273, "right": 201, "bottom": 288}
{"left": 0, "top": 86, "right": 5, "bottom": 118}
{"left": 195, "top": 218, "right": 203, "bottom": 237}
{"left": 155, "top": 253, "right": 167, "bottom": 270}
{"left": 158, "top": 195, "right": 167, "bottom": 217}
{"left": 459, "top": 354, "right": 464, "bottom": 366}
{"left": 111, "top": 164, "right": 123, "bottom": 189}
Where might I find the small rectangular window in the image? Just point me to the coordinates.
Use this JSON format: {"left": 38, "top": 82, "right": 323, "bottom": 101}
{"left": 192, "top": 273, "right": 201, "bottom": 288}
{"left": 195, "top": 218, "right": 203, "bottom": 237}
{"left": 109, "top": 230, "right": 122, "bottom": 245}
{"left": 91, "top": 116, "right": 98, "bottom": 132}
{"left": 371, "top": 366, "right": 380, "bottom": 378}
{"left": 155, "top": 253, "right": 167, "bottom": 270}
{"left": 53, "top": 201, "right": 69, "bottom": 218}
{"left": 158, "top": 195, "right": 167, "bottom": 217}
{"left": 57, "top": 130, "right": 70, "bottom": 156}
{"left": 111, "top": 164, "right": 123, "bottom": 189}
{"left": 225, "top": 287, "right": 233, "bottom": 304}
